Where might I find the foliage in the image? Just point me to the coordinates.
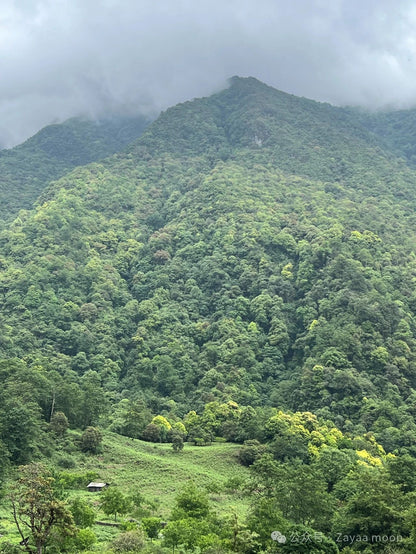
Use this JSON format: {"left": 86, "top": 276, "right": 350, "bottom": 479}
{"left": 141, "top": 517, "right": 163, "bottom": 540}
{"left": 171, "top": 482, "right": 211, "bottom": 520}
{"left": 3, "top": 78, "right": 416, "bottom": 457}
{"left": 80, "top": 427, "right": 103, "bottom": 454}
{"left": 69, "top": 497, "right": 95, "bottom": 528}
{"left": 0, "top": 114, "right": 150, "bottom": 223}
{"left": 237, "top": 439, "right": 267, "bottom": 466}
{"left": 9, "top": 463, "right": 75, "bottom": 554}
{"left": 99, "top": 487, "right": 131, "bottom": 521}
{"left": 72, "top": 527, "right": 97, "bottom": 551}
{"left": 50, "top": 411, "right": 69, "bottom": 436}
{"left": 171, "top": 431, "right": 184, "bottom": 452}
{"left": 111, "top": 529, "right": 146, "bottom": 552}
{"left": 4, "top": 76, "right": 416, "bottom": 552}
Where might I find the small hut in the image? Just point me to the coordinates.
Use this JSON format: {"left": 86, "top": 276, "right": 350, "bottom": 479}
{"left": 87, "top": 482, "right": 108, "bottom": 492}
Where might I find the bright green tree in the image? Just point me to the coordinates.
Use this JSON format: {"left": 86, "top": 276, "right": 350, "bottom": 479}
{"left": 100, "top": 487, "right": 130, "bottom": 521}
{"left": 141, "top": 516, "right": 163, "bottom": 541}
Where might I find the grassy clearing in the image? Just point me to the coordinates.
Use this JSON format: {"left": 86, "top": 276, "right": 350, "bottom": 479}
{"left": 74, "top": 432, "right": 251, "bottom": 517}
{"left": 0, "top": 431, "right": 251, "bottom": 550}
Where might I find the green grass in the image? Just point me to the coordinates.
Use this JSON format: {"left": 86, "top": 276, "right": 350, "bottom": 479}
{"left": 0, "top": 432, "right": 251, "bottom": 551}
{"left": 74, "top": 432, "right": 251, "bottom": 517}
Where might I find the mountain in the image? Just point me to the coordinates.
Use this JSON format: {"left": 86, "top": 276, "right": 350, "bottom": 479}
{"left": 344, "top": 105, "right": 416, "bottom": 166}
{"left": 2, "top": 76, "right": 416, "bottom": 441}
{"left": 4, "top": 76, "right": 416, "bottom": 551}
{"left": 0, "top": 114, "right": 151, "bottom": 223}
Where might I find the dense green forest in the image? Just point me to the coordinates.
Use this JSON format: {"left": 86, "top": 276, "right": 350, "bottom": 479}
{"left": 0, "top": 114, "right": 150, "bottom": 224}
{"left": 2, "top": 77, "right": 416, "bottom": 552}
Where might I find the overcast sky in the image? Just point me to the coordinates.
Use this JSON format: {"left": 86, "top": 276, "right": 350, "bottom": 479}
{"left": 1, "top": 0, "right": 416, "bottom": 147}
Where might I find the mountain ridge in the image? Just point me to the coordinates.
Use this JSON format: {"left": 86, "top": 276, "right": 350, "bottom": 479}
{"left": 0, "top": 113, "right": 151, "bottom": 224}
{"left": 1, "top": 77, "right": 416, "bottom": 436}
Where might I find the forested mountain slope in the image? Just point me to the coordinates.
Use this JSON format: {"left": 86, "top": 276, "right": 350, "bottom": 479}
{"left": 347, "top": 105, "right": 416, "bottom": 167}
{"left": 0, "top": 114, "right": 150, "bottom": 223}
{"left": 2, "top": 76, "right": 416, "bottom": 451}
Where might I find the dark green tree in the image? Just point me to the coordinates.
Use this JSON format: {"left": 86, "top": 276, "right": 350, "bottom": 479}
{"left": 49, "top": 411, "right": 69, "bottom": 437}
{"left": 79, "top": 426, "right": 102, "bottom": 454}
{"left": 171, "top": 431, "right": 184, "bottom": 452}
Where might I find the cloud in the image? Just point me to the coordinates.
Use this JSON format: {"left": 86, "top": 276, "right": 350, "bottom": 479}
{"left": 1, "top": 0, "right": 416, "bottom": 147}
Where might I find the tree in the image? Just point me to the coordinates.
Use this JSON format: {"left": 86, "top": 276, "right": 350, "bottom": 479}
{"left": 150, "top": 414, "right": 171, "bottom": 442}
{"left": 237, "top": 439, "right": 266, "bottom": 466}
{"left": 172, "top": 482, "right": 210, "bottom": 520}
{"left": 250, "top": 456, "right": 334, "bottom": 532}
{"left": 0, "top": 439, "right": 10, "bottom": 490}
{"left": 49, "top": 411, "right": 69, "bottom": 436}
{"left": 69, "top": 497, "right": 95, "bottom": 528}
{"left": 171, "top": 431, "right": 184, "bottom": 452}
{"left": 141, "top": 516, "right": 163, "bottom": 541}
{"left": 163, "top": 519, "right": 188, "bottom": 553}
{"left": 226, "top": 511, "right": 261, "bottom": 553}
{"left": 80, "top": 426, "right": 102, "bottom": 453}
{"left": 100, "top": 487, "right": 130, "bottom": 521}
{"left": 142, "top": 423, "right": 161, "bottom": 443}
{"left": 332, "top": 467, "right": 405, "bottom": 545}
{"left": 9, "top": 463, "right": 75, "bottom": 554}
{"left": 163, "top": 518, "right": 217, "bottom": 553}
{"left": 0, "top": 399, "right": 42, "bottom": 464}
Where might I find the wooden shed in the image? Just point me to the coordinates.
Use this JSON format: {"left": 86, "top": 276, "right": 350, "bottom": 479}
{"left": 87, "top": 482, "right": 108, "bottom": 492}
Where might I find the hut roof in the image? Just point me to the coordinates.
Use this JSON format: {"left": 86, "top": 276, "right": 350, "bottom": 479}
{"left": 87, "top": 482, "right": 107, "bottom": 488}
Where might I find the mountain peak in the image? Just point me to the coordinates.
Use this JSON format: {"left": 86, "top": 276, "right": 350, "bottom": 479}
{"left": 133, "top": 76, "right": 389, "bottom": 187}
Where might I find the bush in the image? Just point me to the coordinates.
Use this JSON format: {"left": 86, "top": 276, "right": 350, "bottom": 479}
{"left": 237, "top": 440, "right": 266, "bottom": 466}
{"left": 111, "top": 530, "right": 146, "bottom": 552}
{"left": 142, "top": 423, "right": 161, "bottom": 443}
{"left": 70, "top": 497, "right": 95, "bottom": 528}
{"left": 224, "top": 476, "right": 246, "bottom": 493}
{"left": 56, "top": 455, "right": 76, "bottom": 469}
{"left": 73, "top": 528, "right": 97, "bottom": 551}
{"left": 50, "top": 411, "right": 69, "bottom": 436}
{"left": 80, "top": 427, "right": 102, "bottom": 454}
{"left": 141, "top": 516, "right": 163, "bottom": 540}
{"left": 171, "top": 432, "right": 184, "bottom": 452}
{"left": 119, "top": 520, "right": 138, "bottom": 531}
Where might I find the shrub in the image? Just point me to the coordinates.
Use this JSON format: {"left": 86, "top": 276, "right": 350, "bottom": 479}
{"left": 69, "top": 497, "right": 95, "bottom": 528}
{"left": 142, "top": 423, "right": 161, "bottom": 443}
{"left": 73, "top": 528, "right": 97, "bottom": 551}
{"left": 111, "top": 530, "right": 146, "bottom": 552}
{"left": 237, "top": 440, "right": 266, "bottom": 466}
{"left": 56, "top": 455, "right": 76, "bottom": 469}
{"left": 50, "top": 411, "right": 69, "bottom": 436}
{"left": 141, "top": 517, "right": 163, "bottom": 540}
{"left": 80, "top": 427, "right": 102, "bottom": 453}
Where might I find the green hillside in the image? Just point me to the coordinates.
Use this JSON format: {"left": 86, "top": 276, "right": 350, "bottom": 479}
{"left": 0, "top": 114, "right": 150, "bottom": 223}
{"left": 346, "top": 105, "right": 416, "bottom": 167}
{"left": 3, "top": 77, "right": 416, "bottom": 551}
{"left": 2, "top": 77, "right": 416, "bottom": 425}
